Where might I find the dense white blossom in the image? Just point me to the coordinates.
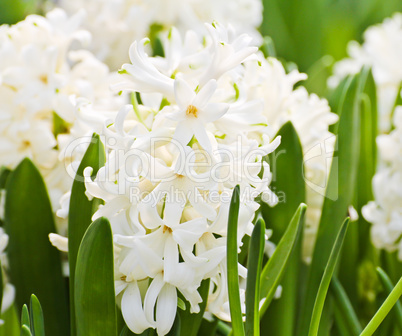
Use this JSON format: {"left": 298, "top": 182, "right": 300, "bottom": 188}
{"left": 58, "top": 0, "right": 263, "bottom": 70}
{"left": 363, "top": 106, "right": 402, "bottom": 259}
{"left": 0, "top": 9, "right": 122, "bottom": 226}
{"left": 329, "top": 13, "right": 402, "bottom": 132}
{"left": 83, "top": 24, "right": 279, "bottom": 335}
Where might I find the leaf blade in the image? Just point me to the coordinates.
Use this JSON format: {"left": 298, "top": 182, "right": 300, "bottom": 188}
{"left": 74, "top": 217, "right": 117, "bottom": 336}
{"left": 259, "top": 203, "right": 307, "bottom": 315}
{"left": 245, "top": 219, "right": 265, "bottom": 336}
{"left": 68, "top": 133, "right": 105, "bottom": 335}
{"left": 307, "top": 218, "right": 350, "bottom": 336}
{"left": 4, "top": 158, "right": 69, "bottom": 336}
{"left": 226, "top": 185, "right": 245, "bottom": 336}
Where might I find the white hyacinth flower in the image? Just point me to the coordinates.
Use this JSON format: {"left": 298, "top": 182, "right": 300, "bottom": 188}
{"left": 363, "top": 106, "right": 402, "bottom": 259}
{"left": 329, "top": 13, "right": 402, "bottom": 133}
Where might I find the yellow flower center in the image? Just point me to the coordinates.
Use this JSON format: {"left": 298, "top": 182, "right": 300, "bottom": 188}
{"left": 186, "top": 105, "right": 198, "bottom": 118}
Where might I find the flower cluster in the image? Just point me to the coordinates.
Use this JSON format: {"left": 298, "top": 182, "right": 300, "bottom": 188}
{"left": 81, "top": 22, "right": 338, "bottom": 334}
{"left": 363, "top": 106, "right": 402, "bottom": 259}
{"left": 58, "top": 0, "right": 263, "bottom": 70}
{"left": 329, "top": 13, "right": 402, "bottom": 132}
{"left": 83, "top": 24, "right": 279, "bottom": 335}
{"left": 0, "top": 9, "right": 121, "bottom": 223}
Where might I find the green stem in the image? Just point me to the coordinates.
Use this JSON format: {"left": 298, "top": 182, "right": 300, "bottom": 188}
{"left": 360, "top": 276, "right": 402, "bottom": 336}
{"left": 217, "top": 322, "right": 232, "bottom": 336}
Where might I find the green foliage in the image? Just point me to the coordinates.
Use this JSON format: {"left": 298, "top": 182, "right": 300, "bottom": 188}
{"left": 74, "top": 217, "right": 117, "bottom": 336}
{"left": 4, "top": 158, "right": 69, "bottom": 336}
{"left": 226, "top": 185, "right": 245, "bottom": 336}
{"left": 260, "top": 0, "right": 402, "bottom": 90}
{"left": 259, "top": 204, "right": 307, "bottom": 316}
{"left": 360, "top": 276, "right": 402, "bottom": 336}
{"left": 68, "top": 133, "right": 106, "bottom": 335}
{"left": 260, "top": 121, "right": 306, "bottom": 336}
{"left": 299, "top": 69, "right": 363, "bottom": 335}
{"left": 308, "top": 218, "right": 350, "bottom": 336}
{"left": 330, "top": 276, "right": 362, "bottom": 336}
{"left": 245, "top": 219, "right": 265, "bottom": 336}
{"left": 178, "top": 280, "right": 210, "bottom": 336}
{"left": 0, "top": 0, "right": 38, "bottom": 25}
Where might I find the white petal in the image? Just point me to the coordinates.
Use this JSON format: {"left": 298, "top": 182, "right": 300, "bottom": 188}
{"left": 174, "top": 77, "right": 196, "bottom": 108}
{"left": 200, "top": 103, "right": 229, "bottom": 123}
{"left": 193, "top": 79, "right": 217, "bottom": 108}
{"left": 48, "top": 234, "right": 68, "bottom": 252}
{"left": 173, "top": 120, "right": 194, "bottom": 147}
{"left": 121, "top": 282, "right": 151, "bottom": 334}
{"left": 144, "top": 274, "right": 165, "bottom": 325}
{"left": 156, "top": 283, "right": 178, "bottom": 336}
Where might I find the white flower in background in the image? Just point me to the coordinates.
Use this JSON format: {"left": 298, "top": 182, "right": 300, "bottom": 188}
{"left": 58, "top": 0, "right": 263, "bottom": 70}
{"left": 0, "top": 9, "right": 122, "bottom": 231}
{"left": 329, "top": 13, "right": 402, "bottom": 132}
{"left": 240, "top": 55, "right": 338, "bottom": 261}
{"left": 363, "top": 106, "right": 402, "bottom": 259}
{"left": 84, "top": 23, "right": 280, "bottom": 335}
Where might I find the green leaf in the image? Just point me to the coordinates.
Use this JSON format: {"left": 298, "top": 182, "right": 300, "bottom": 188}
{"left": 360, "top": 275, "right": 402, "bottom": 336}
{"left": 74, "top": 217, "right": 117, "bottom": 336}
{"left": 178, "top": 280, "right": 210, "bottom": 336}
{"left": 4, "top": 158, "right": 69, "bottom": 336}
{"left": 68, "top": 133, "right": 105, "bottom": 335}
{"left": 21, "top": 305, "right": 30, "bottom": 329}
{"left": 339, "top": 68, "right": 377, "bottom": 304}
{"left": 0, "top": 306, "right": 20, "bottom": 336}
{"left": 308, "top": 218, "right": 350, "bottom": 336}
{"left": 259, "top": 203, "right": 307, "bottom": 316}
{"left": 299, "top": 70, "right": 361, "bottom": 335}
{"left": 0, "top": 0, "right": 36, "bottom": 24}
{"left": 226, "top": 185, "right": 245, "bottom": 336}
{"left": 29, "top": 295, "right": 45, "bottom": 336}
{"left": 20, "top": 325, "right": 32, "bottom": 336}
{"left": 330, "top": 276, "right": 362, "bottom": 336}
{"left": 376, "top": 267, "right": 402, "bottom": 332}
{"left": 260, "top": 121, "right": 305, "bottom": 336}
{"left": 245, "top": 219, "right": 265, "bottom": 336}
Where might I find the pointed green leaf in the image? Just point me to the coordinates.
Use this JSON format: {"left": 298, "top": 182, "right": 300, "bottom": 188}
{"left": 308, "top": 218, "right": 350, "bottom": 336}
{"left": 68, "top": 133, "right": 105, "bottom": 335}
{"left": 260, "top": 121, "right": 305, "bottom": 336}
{"left": 245, "top": 219, "right": 265, "bottom": 336}
{"left": 75, "top": 217, "right": 117, "bottom": 336}
{"left": 178, "top": 280, "right": 210, "bottom": 336}
{"left": 226, "top": 185, "right": 245, "bottom": 336}
{"left": 260, "top": 203, "right": 307, "bottom": 316}
{"left": 299, "top": 69, "right": 362, "bottom": 335}
{"left": 4, "top": 158, "right": 69, "bottom": 336}
{"left": 29, "top": 295, "right": 45, "bottom": 336}
{"left": 21, "top": 305, "right": 30, "bottom": 329}
{"left": 376, "top": 267, "right": 402, "bottom": 332}
{"left": 339, "top": 68, "right": 377, "bottom": 304}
